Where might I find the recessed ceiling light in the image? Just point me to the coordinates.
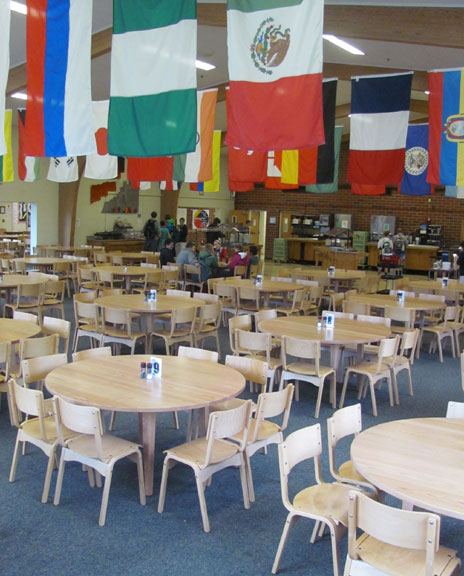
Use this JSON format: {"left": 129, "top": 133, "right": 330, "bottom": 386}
{"left": 10, "top": 1, "right": 27, "bottom": 15}
{"left": 323, "top": 34, "right": 364, "bottom": 56}
{"left": 196, "top": 59, "right": 215, "bottom": 71}
{"left": 11, "top": 92, "right": 27, "bottom": 100}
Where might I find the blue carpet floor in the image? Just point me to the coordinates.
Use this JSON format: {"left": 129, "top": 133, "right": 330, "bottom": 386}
{"left": 1, "top": 299, "right": 464, "bottom": 576}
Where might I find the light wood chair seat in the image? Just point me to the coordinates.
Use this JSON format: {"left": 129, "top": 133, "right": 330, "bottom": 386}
{"left": 151, "top": 305, "right": 197, "bottom": 354}
{"left": 163, "top": 436, "right": 240, "bottom": 466}
{"left": 100, "top": 307, "right": 147, "bottom": 354}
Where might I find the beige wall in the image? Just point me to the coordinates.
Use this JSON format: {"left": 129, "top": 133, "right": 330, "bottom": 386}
{"left": 0, "top": 125, "right": 59, "bottom": 245}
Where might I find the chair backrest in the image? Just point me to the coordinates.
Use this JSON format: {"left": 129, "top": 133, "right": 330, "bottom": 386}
{"left": 53, "top": 396, "right": 105, "bottom": 457}
{"left": 376, "top": 336, "right": 399, "bottom": 370}
{"left": 214, "top": 282, "right": 237, "bottom": 304}
{"left": 398, "top": 329, "right": 420, "bottom": 361}
{"left": 204, "top": 400, "right": 252, "bottom": 465}
{"left": 72, "top": 346, "right": 112, "bottom": 362}
{"left": 322, "top": 310, "right": 354, "bottom": 320}
{"left": 229, "top": 314, "right": 253, "bottom": 354}
{"left": 178, "top": 346, "right": 218, "bottom": 362}
{"left": 101, "top": 307, "right": 131, "bottom": 331}
{"left": 235, "top": 329, "right": 272, "bottom": 362}
{"left": 168, "top": 306, "right": 198, "bottom": 336}
{"left": 141, "top": 262, "right": 158, "bottom": 269}
{"left": 193, "top": 292, "right": 219, "bottom": 303}
{"left": 327, "top": 404, "right": 362, "bottom": 480}
{"left": 110, "top": 254, "right": 123, "bottom": 265}
{"left": 357, "top": 314, "right": 391, "bottom": 327}
{"left": 20, "top": 334, "right": 59, "bottom": 364}
{"left": 225, "top": 355, "right": 268, "bottom": 390}
{"left": 255, "top": 308, "right": 277, "bottom": 328}
{"left": 41, "top": 317, "right": 71, "bottom": 354}
{"left": 437, "top": 289, "right": 460, "bottom": 305}
{"left": 343, "top": 300, "right": 371, "bottom": 316}
{"left": 0, "top": 341, "right": 11, "bottom": 380}
{"left": 250, "top": 385, "right": 294, "bottom": 443}
{"left": 22, "top": 353, "right": 68, "bottom": 386}
{"left": 385, "top": 305, "right": 415, "bottom": 326}
{"left": 443, "top": 305, "right": 459, "bottom": 325}
{"left": 419, "top": 293, "right": 446, "bottom": 302}
{"left": 197, "top": 302, "right": 222, "bottom": 329}
{"left": 278, "top": 424, "right": 323, "bottom": 506}
{"left": 8, "top": 379, "right": 50, "bottom": 440}
{"left": 294, "top": 279, "right": 318, "bottom": 287}
{"left": 271, "top": 276, "right": 293, "bottom": 283}
{"left": 166, "top": 288, "right": 191, "bottom": 298}
{"left": 234, "top": 265, "right": 248, "bottom": 278}
{"left": 99, "top": 288, "right": 125, "bottom": 297}
{"left": 281, "top": 336, "right": 321, "bottom": 376}
{"left": 13, "top": 310, "right": 38, "bottom": 323}
{"left": 16, "top": 282, "right": 43, "bottom": 303}
{"left": 237, "top": 285, "right": 259, "bottom": 303}
{"left": 446, "top": 401, "right": 464, "bottom": 418}
{"left": 43, "top": 280, "right": 66, "bottom": 302}
{"left": 346, "top": 490, "right": 440, "bottom": 576}
{"left": 74, "top": 299, "right": 99, "bottom": 325}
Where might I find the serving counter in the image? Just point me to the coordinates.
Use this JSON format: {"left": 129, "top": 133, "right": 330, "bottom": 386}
{"left": 366, "top": 242, "right": 439, "bottom": 272}
{"left": 86, "top": 236, "right": 145, "bottom": 253}
{"left": 287, "top": 238, "right": 326, "bottom": 262}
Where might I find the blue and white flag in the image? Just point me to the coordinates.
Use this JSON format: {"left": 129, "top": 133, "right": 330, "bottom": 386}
{"left": 399, "top": 124, "right": 433, "bottom": 196}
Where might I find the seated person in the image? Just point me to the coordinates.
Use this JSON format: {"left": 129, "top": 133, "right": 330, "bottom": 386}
{"left": 228, "top": 244, "right": 250, "bottom": 276}
{"left": 248, "top": 245, "right": 259, "bottom": 266}
{"left": 176, "top": 241, "right": 198, "bottom": 278}
{"left": 213, "top": 238, "right": 229, "bottom": 263}
{"left": 198, "top": 243, "right": 218, "bottom": 280}
{"left": 159, "top": 239, "right": 176, "bottom": 267}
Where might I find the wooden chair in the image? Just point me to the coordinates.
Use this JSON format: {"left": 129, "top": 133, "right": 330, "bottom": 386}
{"left": 327, "top": 404, "right": 377, "bottom": 495}
{"left": 96, "top": 269, "right": 124, "bottom": 290}
{"left": 17, "top": 334, "right": 60, "bottom": 380}
{"left": 193, "top": 292, "right": 219, "bottom": 304}
{"left": 183, "top": 263, "right": 205, "bottom": 293}
{"left": 165, "top": 288, "right": 191, "bottom": 298}
{"left": 237, "top": 285, "right": 266, "bottom": 314}
{"left": 343, "top": 300, "right": 371, "bottom": 316}
{"left": 344, "top": 490, "right": 461, "bottom": 576}
{"left": 8, "top": 378, "right": 74, "bottom": 503}
{"left": 225, "top": 354, "right": 268, "bottom": 396}
{"left": 234, "top": 264, "right": 248, "bottom": 278}
{"left": 0, "top": 342, "right": 10, "bottom": 412}
{"left": 272, "top": 424, "right": 354, "bottom": 576}
{"left": 53, "top": 396, "right": 146, "bottom": 526}
{"left": 151, "top": 306, "right": 197, "bottom": 355}
{"left": 446, "top": 400, "right": 464, "bottom": 418}
{"left": 275, "top": 289, "right": 306, "bottom": 316}
{"left": 228, "top": 314, "right": 253, "bottom": 355}
{"left": 384, "top": 305, "right": 415, "bottom": 335}
{"left": 339, "top": 337, "right": 399, "bottom": 417}
{"left": 72, "top": 299, "right": 102, "bottom": 351}
{"left": 279, "top": 337, "right": 336, "bottom": 418}
{"left": 178, "top": 346, "right": 218, "bottom": 362}
{"left": 132, "top": 269, "right": 164, "bottom": 294}
{"left": 4, "top": 282, "right": 43, "bottom": 320}
{"left": 40, "top": 280, "right": 66, "bottom": 321}
{"left": 329, "top": 292, "right": 345, "bottom": 312}
{"left": 193, "top": 302, "right": 222, "bottom": 355}
{"left": 41, "top": 316, "right": 71, "bottom": 356}
{"left": 157, "top": 400, "right": 253, "bottom": 533}
{"left": 100, "top": 307, "right": 147, "bottom": 354}
{"left": 13, "top": 310, "right": 39, "bottom": 323}
{"left": 52, "top": 261, "right": 72, "bottom": 296}
{"left": 391, "top": 329, "right": 420, "bottom": 405}
{"left": 233, "top": 384, "right": 294, "bottom": 502}
{"left": 77, "top": 266, "right": 102, "bottom": 293}
{"left": 214, "top": 282, "right": 238, "bottom": 324}
{"left": 72, "top": 346, "right": 112, "bottom": 363}
{"left": 162, "top": 267, "right": 180, "bottom": 290}
{"left": 110, "top": 254, "right": 123, "bottom": 266}
{"left": 22, "top": 353, "right": 68, "bottom": 396}
{"left": 235, "top": 329, "right": 282, "bottom": 391}
{"left": 421, "top": 305, "right": 458, "bottom": 362}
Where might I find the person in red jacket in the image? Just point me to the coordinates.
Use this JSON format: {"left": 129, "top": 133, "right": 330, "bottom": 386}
{"left": 228, "top": 244, "right": 250, "bottom": 276}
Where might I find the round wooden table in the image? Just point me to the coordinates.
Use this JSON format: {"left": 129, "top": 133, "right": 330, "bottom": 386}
{"left": 224, "top": 278, "right": 304, "bottom": 307}
{"left": 351, "top": 418, "right": 464, "bottom": 520}
{"left": 297, "top": 269, "right": 366, "bottom": 290}
{"left": 0, "top": 318, "right": 41, "bottom": 344}
{"left": 45, "top": 355, "right": 246, "bottom": 496}
{"left": 259, "top": 316, "right": 391, "bottom": 380}
{"left": 13, "top": 257, "right": 63, "bottom": 270}
{"left": 408, "top": 279, "right": 464, "bottom": 294}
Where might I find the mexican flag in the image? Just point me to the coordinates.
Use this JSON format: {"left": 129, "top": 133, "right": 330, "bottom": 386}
{"left": 226, "top": 0, "right": 324, "bottom": 152}
{"left": 108, "top": 0, "right": 197, "bottom": 157}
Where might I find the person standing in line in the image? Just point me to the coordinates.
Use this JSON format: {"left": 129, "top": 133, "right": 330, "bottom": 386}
{"left": 177, "top": 217, "right": 188, "bottom": 243}
{"left": 377, "top": 230, "right": 393, "bottom": 257}
{"left": 158, "top": 220, "right": 171, "bottom": 250}
{"left": 142, "top": 211, "right": 161, "bottom": 252}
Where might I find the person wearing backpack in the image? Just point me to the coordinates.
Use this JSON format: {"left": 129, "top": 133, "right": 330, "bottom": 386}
{"left": 393, "top": 229, "right": 407, "bottom": 261}
{"left": 377, "top": 230, "right": 393, "bottom": 258}
{"left": 143, "top": 211, "right": 161, "bottom": 252}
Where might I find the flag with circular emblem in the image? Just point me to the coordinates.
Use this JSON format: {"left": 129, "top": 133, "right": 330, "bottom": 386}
{"left": 226, "top": 0, "right": 324, "bottom": 152}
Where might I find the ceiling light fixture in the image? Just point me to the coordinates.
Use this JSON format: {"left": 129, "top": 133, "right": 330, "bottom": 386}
{"left": 323, "top": 34, "right": 364, "bottom": 56}
{"left": 11, "top": 92, "right": 27, "bottom": 100}
{"left": 196, "top": 59, "right": 215, "bottom": 71}
{"left": 10, "top": 1, "right": 27, "bottom": 14}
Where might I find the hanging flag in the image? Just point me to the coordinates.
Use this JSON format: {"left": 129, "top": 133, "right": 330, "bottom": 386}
{"left": 399, "top": 124, "right": 434, "bottom": 196}
{"left": 47, "top": 156, "right": 78, "bottom": 183}
{"left": 0, "top": 110, "right": 13, "bottom": 183}
{"left": 428, "top": 68, "right": 464, "bottom": 186}
{"left": 84, "top": 101, "right": 118, "bottom": 180}
{"left": 0, "top": 0, "right": 10, "bottom": 156}
{"left": 226, "top": 0, "right": 324, "bottom": 151}
{"left": 17, "top": 110, "right": 40, "bottom": 182}
{"left": 228, "top": 147, "right": 267, "bottom": 192}
{"left": 127, "top": 157, "right": 174, "bottom": 183}
{"left": 265, "top": 151, "right": 299, "bottom": 190}
{"left": 205, "top": 131, "right": 221, "bottom": 193}
{"left": 108, "top": 0, "right": 197, "bottom": 157}
{"left": 445, "top": 186, "right": 464, "bottom": 198}
{"left": 281, "top": 78, "right": 337, "bottom": 185}
{"left": 352, "top": 183, "right": 386, "bottom": 196}
{"left": 25, "top": 0, "right": 95, "bottom": 157}
{"left": 90, "top": 182, "right": 116, "bottom": 204}
{"left": 307, "top": 126, "right": 343, "bottom": 194}
{"left": 173, "top": 88, "right": 217, "bottom": 182}
{"left": 160, "top": 181, "right": 181, "bottom": 191}
{"left": 190, "top": 182, "right": 204, "bottom": 192}
{"left": 347, "top": 72, "right": 413, "bottom": 184}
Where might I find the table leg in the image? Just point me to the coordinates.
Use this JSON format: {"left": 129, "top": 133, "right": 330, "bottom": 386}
{"left": 139, "top": 412, "right": 156, "bottom": 496}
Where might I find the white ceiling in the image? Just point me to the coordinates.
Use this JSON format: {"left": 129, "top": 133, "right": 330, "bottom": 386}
{"left": 7, "top": 0, "right": 464, "bottom": 132}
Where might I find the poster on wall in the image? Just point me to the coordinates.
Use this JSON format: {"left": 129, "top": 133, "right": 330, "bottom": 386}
{"left": 192, "top": 209, "right": 209, "bottom": 229}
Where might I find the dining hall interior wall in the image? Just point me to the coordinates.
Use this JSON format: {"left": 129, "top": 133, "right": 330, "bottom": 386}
{"left": 0, "top": 125, "right": 58, "bottom": 245}
{"left": 234, "top": 141, "right": 464, "bottom": 258}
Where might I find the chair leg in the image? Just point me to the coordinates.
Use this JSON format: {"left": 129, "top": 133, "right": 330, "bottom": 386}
{"left": 272, "top": 513, "right": 297, "bottom": 574}
{"left": 195, "top": 471, "right": 211, "bottom": 533}
{"left": 243, "top": 452, "right": 254, "bottom": 504}
{"left": 136, "top": 451, "right": 146, "bottom": 506}
{"left": 41, "top": 447, "right": 57, "bottom": 503}
{"left": 109, "top": 411, "right": 116, "bottom": 431}
{"left": 9, "top": 433, "right": 22, "bottom": 483}
{"left": 314, "top": 381, "right": 325, "bottom": 419}
{"left": 157, "top": 457, "right": 172, "bottom": 513}
{"left": 99, "top": 469, "right": 113, "bottom": 527}
{"left": 172, "top": 411, "right": 179, "bottom": 429}
{"left": 53, "top": 452, "right": 66, "bottom": 505}
{"left": 339, "top": 370, "right": 351, "bottom": 409}
{"left": 437, "top": 335, "right": 444, "bottom": 363}
{"left": 386, "top": 374, "right": 394, "bottom": 407}
{"left": 368, "top": 377, "right": 378, "bottom": 417}
{"left": 328, "top": 521, "right": 343, "bottom": 576}
{"left": 392, "top": 369, "right": 400, "bottom": 405}
{"left": 407, "top": 366, "right": 414, "bottom": 396}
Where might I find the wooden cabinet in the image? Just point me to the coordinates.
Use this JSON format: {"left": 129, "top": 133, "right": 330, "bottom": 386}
{"left": 405, "top": 245, "right": 439, "bottom": 272}
{"left": 366, "top": 243, "right": 379, "bottom": 268}
{"left": 288, "top": 240, "right": 302, "bottom": 261}
{"left": 287, "top": 238, "right": 326, "bottom": 262}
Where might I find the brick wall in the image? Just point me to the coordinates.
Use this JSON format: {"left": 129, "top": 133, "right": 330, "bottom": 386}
{"left": 235, "top": 142, "right": 464, "bottom": 258}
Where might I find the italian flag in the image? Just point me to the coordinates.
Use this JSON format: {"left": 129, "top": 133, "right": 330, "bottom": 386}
{"left": 226, "top": 0, "right": 324, "bottom": 152}
{"left": 108, "top": 0, "right": 197, "bottom": 158}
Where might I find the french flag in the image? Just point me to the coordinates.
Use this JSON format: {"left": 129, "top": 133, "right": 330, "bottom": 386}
{"left": 347, "top": 72, "right": 413, "bottom": 184}
{"left": 24, "top": 0, "right": 96, "bottom": 158}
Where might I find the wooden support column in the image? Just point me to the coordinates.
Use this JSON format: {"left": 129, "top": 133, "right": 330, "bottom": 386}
{"left": 58, "top": 156, "right": 86, "bottom": 246}
{"left": 160, "top": 189, "right": 180, "bottom": 222}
